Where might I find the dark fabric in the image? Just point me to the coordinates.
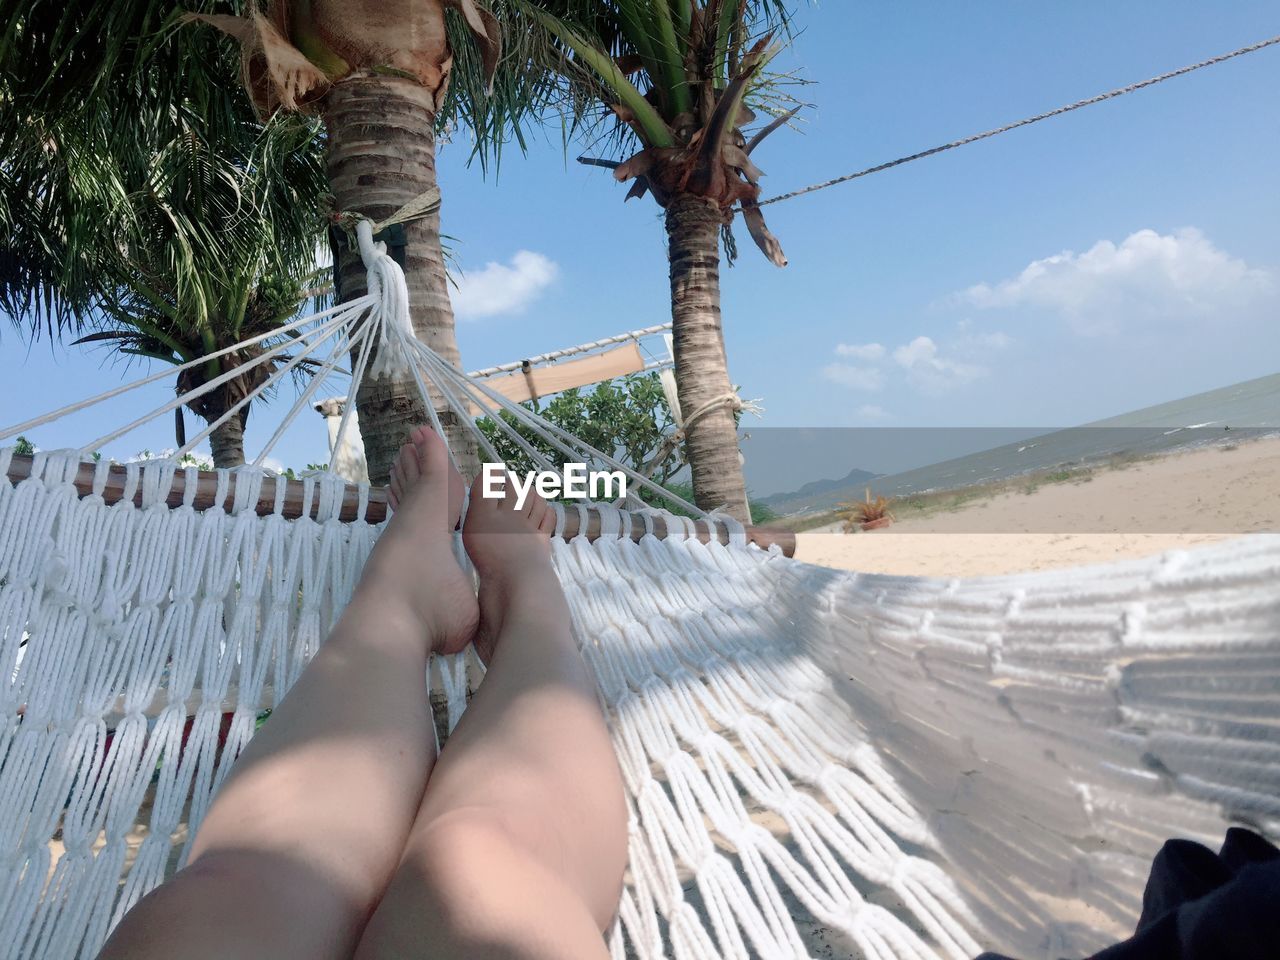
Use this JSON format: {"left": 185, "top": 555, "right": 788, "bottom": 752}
{"left": 974, "top": 827, "right": 1280, "bottom": 960}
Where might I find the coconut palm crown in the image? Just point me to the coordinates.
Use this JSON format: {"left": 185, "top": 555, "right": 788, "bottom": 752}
{"left": 68, "top": 120, "right": 332, "bottom": 467}
{"left": 519, "top": 0, "right": 802, "bottom": 520}
{"left": 0, "top": 3, "right": 331, "bottom": 466}
{"left": 524, "top": 0, "right": 797, "bottom": 266}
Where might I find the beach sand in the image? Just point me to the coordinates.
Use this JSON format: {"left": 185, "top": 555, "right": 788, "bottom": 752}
{"left": 796, "top": 435, "right": 1279, "bottom": 577}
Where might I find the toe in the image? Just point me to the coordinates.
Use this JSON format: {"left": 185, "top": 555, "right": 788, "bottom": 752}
{"left": 523, "top": 489, "right": 544, "bottom": 519}
{"left": 528, "top": 493, "right": 546, "bottom": 526}
{"left": 465, "top": 477, "right": 491, "bottom": 514}
{"left": 389, "top": 468, "right": 403, "bottom": 509}
{"left": 414, "top": 426, "right": 448, "bottom": 479}
{"left": 537, "top": 504, "right": 557, "bottom": 536}
{"left": 415, "top": 427, "right": 467, "bottom": 523}
{"left": 398, "top": 442, "right": 421, "bottom": 486}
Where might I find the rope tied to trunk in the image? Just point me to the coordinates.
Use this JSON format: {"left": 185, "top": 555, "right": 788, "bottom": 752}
{"left": 332, "top": 187, "right": 443, "bottom": 235}
{"left": 633, "top": 391, "right": 763, "bottom": 484}
{"left": 678, "top": 392, "right": 764, "bottom": 440}
{"left": 354, "top": 219, "right": 415, "bottom": 381}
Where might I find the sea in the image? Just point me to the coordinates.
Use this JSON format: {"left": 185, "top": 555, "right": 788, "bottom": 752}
{"left": 869, "top": 371, "right": 1280, "bottom": 499}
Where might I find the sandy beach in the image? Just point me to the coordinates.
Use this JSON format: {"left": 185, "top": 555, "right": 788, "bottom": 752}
{"left": 795, "top": 436, "right": 1280, "bottom": 577}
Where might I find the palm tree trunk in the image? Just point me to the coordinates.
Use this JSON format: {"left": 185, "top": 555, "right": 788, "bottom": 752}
{"left": 208, "top": 409, "right": 246, "bottom": 468}
{"left": 665, "top": 193, "right": 750, "bottom": 522}
{"left": 325, "top": 75, "right": 479, "bottom": 485}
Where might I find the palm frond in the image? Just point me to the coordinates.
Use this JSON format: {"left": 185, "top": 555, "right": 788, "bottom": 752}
{"left": 518, "top": 0, "right": 805, "bottom": 156}
{"left": 517, "top": 2, "right": 675, "bottom": 148}
{"left": 1, "top": 0, "right": 330, "bottom": 432}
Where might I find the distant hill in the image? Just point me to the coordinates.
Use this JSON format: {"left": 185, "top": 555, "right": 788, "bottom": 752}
{"left": 758, "top": 466, "right": 880, "bottom": 517}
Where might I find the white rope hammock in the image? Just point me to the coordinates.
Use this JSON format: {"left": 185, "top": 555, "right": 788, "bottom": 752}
{"left": 0, "top": 225, "right": 1276, "bottom": 960}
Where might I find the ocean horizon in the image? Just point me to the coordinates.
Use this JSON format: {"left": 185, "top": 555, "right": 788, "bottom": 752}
{"left": 750, "top": 371, "right": 1280, "bottom": 514}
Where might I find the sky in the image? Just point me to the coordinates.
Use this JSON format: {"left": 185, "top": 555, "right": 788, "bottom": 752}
{"left": 3, "top": 0, "right": 1278, "bottom": 479}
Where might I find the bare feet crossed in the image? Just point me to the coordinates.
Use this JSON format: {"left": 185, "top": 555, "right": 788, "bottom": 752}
{"left": 361, "top": 425, "right": 477, "bottom": 656}
{"left": 348, "top": 471, "right": 626, "bottom": 959}
{"left": 461, "top": 473, "right": 560, "bottom": 664}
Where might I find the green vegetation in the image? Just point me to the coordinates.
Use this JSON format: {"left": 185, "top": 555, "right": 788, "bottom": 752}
{"left": 517, "top": 0, "right": 804, "bottom": 521}
{"left": 1021, "top": 468, "right": 1079, "bottom": 495}
{"left": 278, "top": 465, "right": 331, "bottom": 480}
{"left": 2, "top": 3, "right": 809, "bottom": 498}
{"left": 0, "top": 7, "right": 331, "bottom": 467}
{"left": 478, "top": 372, "right": 777, "bottom": 525}
{"left": 479, "top": 373, "right": 685, "bottom": 487}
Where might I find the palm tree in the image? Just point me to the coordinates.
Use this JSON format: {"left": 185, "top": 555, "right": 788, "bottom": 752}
{"left": 0, "top": 3, "right": 329, "bottom": 467}
{"left": 71, "top": 124, "right": 331, "bottom": 467}
{"left": 516, "top": 0, "right": 798, "bottom": 521}
{"left": 188, "top": 1, "right": 552, "bottom": 482}
{"left": 2, "top": 1, "right": 551, "bottom": 482}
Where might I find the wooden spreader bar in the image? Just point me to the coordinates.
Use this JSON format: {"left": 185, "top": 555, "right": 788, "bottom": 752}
{"left": 4, "top": 454, "right": 796, "bottom": 557}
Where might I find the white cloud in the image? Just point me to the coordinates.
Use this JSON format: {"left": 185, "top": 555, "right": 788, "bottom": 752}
{"left": 855, "top": 404, "right": 891, "bottom": 421}
{"left": 961, "top": 228, "right": 1274, "bottom": 335}
{"left": 892, "top": 335, "right": 986, "bottom": 392}
{"left": 892, "top": 336, "right": 937, "bottom": 368}
{"left": 822, "top": 363, "right": 884, "bottom": 391}
{"left": 822, "top": 327, "right": 1008, "bottom": 395}
{"left": 452, "top": 251, "right": 559, "bottom": 320}
{"left": 835, "top": 342, "right": 885, "bottom": 361}
{"left": 261, "top": 457, "right": 291, "bottom": 475}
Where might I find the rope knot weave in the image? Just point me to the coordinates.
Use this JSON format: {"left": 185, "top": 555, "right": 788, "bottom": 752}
{"left": 673, "top": 392, "right": 764, "bottom": 441}
{"left": 355, "top": 219, "right": 416, "bottom": 381}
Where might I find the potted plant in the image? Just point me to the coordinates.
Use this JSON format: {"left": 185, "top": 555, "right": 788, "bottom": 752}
{"left": 840, "top": 488, "right": 896, "bottom": 532}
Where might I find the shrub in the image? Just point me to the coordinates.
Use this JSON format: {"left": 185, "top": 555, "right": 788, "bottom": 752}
{"left": 839, "top": 488, "right": 895, "bottom": 532}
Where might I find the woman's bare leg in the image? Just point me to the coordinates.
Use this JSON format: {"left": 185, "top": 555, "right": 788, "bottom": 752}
{"left": 98, "top": 427, "right": 477, "bottom": 960}
{"left": 353, "top": 484, "right": 628, "bottom": 960}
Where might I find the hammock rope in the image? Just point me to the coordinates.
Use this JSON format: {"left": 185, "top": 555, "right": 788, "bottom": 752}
{"left": 0, "top": 298, "right": 374, "bottom": 449}
{"left": 0, "top": 224, "right": 1276, "bottom": 960}
{"left": 755, "top": 33, "right": 1280, "bottom": 208}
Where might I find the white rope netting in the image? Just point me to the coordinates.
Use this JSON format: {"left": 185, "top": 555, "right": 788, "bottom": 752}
{"left": 2, "top": 450, "right": 1277, "bottom": 958}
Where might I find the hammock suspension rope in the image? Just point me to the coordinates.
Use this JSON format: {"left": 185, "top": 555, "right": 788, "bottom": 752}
{"left": 755, "top": 33, "right": 1280, "bottom": 207}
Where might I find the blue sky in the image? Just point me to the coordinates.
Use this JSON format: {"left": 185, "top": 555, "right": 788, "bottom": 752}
{"left": 3, "top": 1, "right": 1278, "bottom": 474}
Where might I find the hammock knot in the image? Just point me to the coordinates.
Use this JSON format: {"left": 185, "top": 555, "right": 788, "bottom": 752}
{"left": 139, "top": 459, "right": 179, "bottom": 510}
{"left": 891, "top": 855, "right": 929, "bottom": 885}
{"left": 1119, "top": 603, "right": 1146, "bottom": 644}
{"left": 230, "top": 465, "right": 266, "bottom": 515}
{"left": 43, "top": 553, "right": 71, "bottom": 597}
{"left": 355, "top": 219, "right": 416, "bottom": 381}
{"left": 1155, "top": 549, "right": 1190, "bottom": 581}
{"left": 37, "top": 450, "right": 83, "bottom": 488}
{"left": 672, "top": 391, "right": 764, "bottom": 442}
{"left": 707, "top": 510, "right": 748, "bottom": 548}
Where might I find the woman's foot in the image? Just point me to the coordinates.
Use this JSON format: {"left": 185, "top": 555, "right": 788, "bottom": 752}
{"left": 461, "top": 478, "right": 560, "bottom": 664}
{"left": 357, "top": 426, "right": 478, "bottom": 656}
